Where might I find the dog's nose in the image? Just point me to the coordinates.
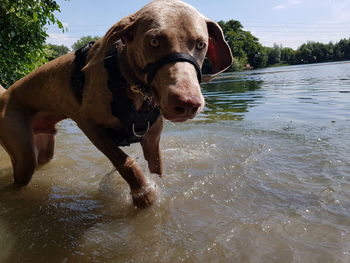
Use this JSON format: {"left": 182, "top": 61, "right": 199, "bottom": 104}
{"left": 170, "top": 95, "right": 202, "bottom": 117}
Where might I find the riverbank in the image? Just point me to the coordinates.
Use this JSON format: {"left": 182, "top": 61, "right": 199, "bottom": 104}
{"left": 228, "top": 59, "right": 350, "bottom": 73}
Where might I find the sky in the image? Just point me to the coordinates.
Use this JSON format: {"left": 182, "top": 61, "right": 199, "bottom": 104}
{"left": 47, "top": 0, "right": 350, "bottom": 50}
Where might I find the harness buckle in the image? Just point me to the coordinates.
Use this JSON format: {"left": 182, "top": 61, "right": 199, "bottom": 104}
{"left": 132, "top": 122, "right": 150, "bottom": 138}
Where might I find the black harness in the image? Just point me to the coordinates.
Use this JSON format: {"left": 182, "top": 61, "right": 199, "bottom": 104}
{"left": 72, "top": 41, "right": 202, "bottom": 146}
{"left": 103, "top": 48, "right": 160, "bottom": 146}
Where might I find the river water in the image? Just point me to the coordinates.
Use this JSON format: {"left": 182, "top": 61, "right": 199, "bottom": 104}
{"left": 0, "top": 61, "right": 350, "bottom": 262}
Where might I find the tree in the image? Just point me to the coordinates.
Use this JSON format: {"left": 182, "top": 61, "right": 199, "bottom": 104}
{"left": 0, "top": 0, "right": 65, "bottom": 88}
{"left": 242, "top": 32, "right": 267, "bottom": 68}
{"left": 71, "top": 36, "right": 100, "bottom": 51}
{"left": 219, "top": 20, "right": 243, "bottom": 35}
{"left": 296, "top": 43, "right": 313, "bottom": 64}
{"left": 281, "top": 47, "right": 296, "bottom": 64}
{"left": 334, "top": 40, "right": 345, "bottom": 60}
{"left": 219, "top": 20, "right": 350, "bottom": 70}
{"left": 45, "top": 44, "right": 70, "bottom": 61}
{"left": 336, "top": 38, "right": 350, "bottom": 60}
{"left": 218, "top": 20, "right": 267, "bottom": 69}
{"left": 267, "top": 43, "right": 281, "bottom": 65}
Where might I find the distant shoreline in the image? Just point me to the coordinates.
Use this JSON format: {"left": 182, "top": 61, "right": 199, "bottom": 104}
{"left": 228, "top": 59, "right": 350, "bottom": 73}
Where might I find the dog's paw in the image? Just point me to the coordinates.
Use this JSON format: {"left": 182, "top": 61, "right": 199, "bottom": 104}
{"left": 131, "top": 185, "right": 157, "bottom": 209}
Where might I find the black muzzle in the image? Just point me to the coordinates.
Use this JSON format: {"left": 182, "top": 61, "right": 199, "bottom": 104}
{"left": 143, "top": 53, "right": 202, "bottom": 85}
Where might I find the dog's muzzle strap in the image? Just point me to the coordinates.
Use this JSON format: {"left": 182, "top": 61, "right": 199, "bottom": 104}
{"left": 143, "top": 53, "right": 202, "bottom": 85}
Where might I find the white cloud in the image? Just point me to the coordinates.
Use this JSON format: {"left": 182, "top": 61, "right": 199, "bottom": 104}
{"left": 273, "top": 4, "right": 286, "bottom": 10}
{"left": 330, "top": 0, "right": 350, "bottom": 23}
{"left": 254, "top": 27, "right": 348, "bottom": 49}
{"left": 46, "top": 21, "right": 78, "bottom": 48}
{"left": 273, "top": 0, "right": 301, "bottom": 10}
{"left": 46, "top": 32, "right": 78, "bottom": 48}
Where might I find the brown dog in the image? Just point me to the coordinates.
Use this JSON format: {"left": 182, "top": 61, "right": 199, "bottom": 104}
{"left": 0, "top": 0, "right": 232, "bottom": 208}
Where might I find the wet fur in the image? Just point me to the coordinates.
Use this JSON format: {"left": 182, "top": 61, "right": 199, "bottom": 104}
{"left": 0, "top": 0, "right": 232, "bottom": 208}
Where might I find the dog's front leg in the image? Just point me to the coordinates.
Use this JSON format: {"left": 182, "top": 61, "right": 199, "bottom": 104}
{"left": 140, "top": 116, "right": 163, "bottom": 177}
{"left": 77, "top": 120, "right": 157, "bottom": 208}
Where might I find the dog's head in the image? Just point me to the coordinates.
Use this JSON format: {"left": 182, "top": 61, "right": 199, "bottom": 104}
{"left": 86, "top": 0, "right": 232, "bottom": 122}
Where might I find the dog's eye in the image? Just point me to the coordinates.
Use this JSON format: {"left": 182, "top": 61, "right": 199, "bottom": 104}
{"left": 150, "top": 39, "right": 159, "bottom": 47}
{"left": 196, "top": 41, "right": 206, "bottom": 50}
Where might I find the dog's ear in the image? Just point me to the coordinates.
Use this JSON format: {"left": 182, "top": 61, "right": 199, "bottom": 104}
{"left": 203, "top": 20, "right": 233, "bottom": 82}
{"left": 102, "top": 12, "right": 139, "bottom": 47}
{"left": 83, "top": 12, "right": 139, "bottom": 71}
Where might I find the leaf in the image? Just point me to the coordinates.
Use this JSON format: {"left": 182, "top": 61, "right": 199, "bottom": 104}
{"left": 0, "top": 0, "right": 67, "bottom": 86}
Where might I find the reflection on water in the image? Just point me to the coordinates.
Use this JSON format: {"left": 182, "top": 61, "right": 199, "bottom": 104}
{"left": 200, "top": 80, "right": 263, "bottom": 121}
{"left": 1, "top": 61, "right": 350, "bottom": 262}
{"left": 200, "top": 61, "right": 350, "bottom": 124}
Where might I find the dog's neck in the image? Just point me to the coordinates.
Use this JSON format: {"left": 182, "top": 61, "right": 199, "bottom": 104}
{"left": 114, "top": 43, "right": 145, "bottom": 111}
{"left": 116, "top": 43, "right": 156, "bottom": 111}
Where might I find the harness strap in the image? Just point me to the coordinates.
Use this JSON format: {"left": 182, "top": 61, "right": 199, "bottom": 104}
{"left": 72, "top": 43, "right": 202, "bottom": 147}
{"left": 103, "top": 48, "right": 160, "bottom": 147}
{"left": 143, "top": 52, "right": 202, "bottom": 85}
{"left": 71, "top": 42, "right": 160, "bottom": 147}
{"left": 71, "top": 41, "right": 95, "bottom": 103}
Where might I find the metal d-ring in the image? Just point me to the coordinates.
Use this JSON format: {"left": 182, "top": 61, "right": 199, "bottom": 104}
{"left": 132, "top": 122, "right": 150, "bottom": 138}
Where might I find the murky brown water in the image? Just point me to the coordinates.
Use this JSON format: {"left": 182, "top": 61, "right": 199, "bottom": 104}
{"left": 1, "top": 62, "right": 350, "bottom": 262}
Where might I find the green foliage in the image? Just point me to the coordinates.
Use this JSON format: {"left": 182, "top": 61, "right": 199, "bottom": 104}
{"left": 266, "top": 44, "right": 281, "bottom": 65}
{"left": 281, "top": 47, "right": 296, "bottom": 64}
{"left": 231, "top": 57, "right": 248, "bottom": 71}
{"left": 0, "top": 0, "right": 65, "bottom": 88}
{"left": 219, "top": 19, "right": 350, "bottom": 71}
{"left": 293, "top": 40, "right": 350, "bottom": 64}
{"left": 2, "top": 5, "right": 350, "bottom": 86}
{"left": 45, "top": 44, "right": 70, "bottom": 61}
{"left": 71, "top": 36, "right": 100, "bottom": 51}
{"left": 218, "top": 20, "right": 243, "bottom": 34}
{"left": 218, "top": 20, "right": 266, "bottom": 69}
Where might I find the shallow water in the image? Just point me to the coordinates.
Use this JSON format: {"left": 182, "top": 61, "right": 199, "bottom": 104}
{"left": 1, "top": 61, "right": 350, "bottom": 262}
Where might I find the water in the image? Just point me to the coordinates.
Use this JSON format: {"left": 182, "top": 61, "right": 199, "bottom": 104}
{"left": 1, "top": 61, "right": 350, "bottom": 262}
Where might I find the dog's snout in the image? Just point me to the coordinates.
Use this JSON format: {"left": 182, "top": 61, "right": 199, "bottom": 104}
{"left": 174, "top": 105, "right": 199, "bottom": 115}
{"left": 170, "top": 94, "right": 202, "bottom": 117}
